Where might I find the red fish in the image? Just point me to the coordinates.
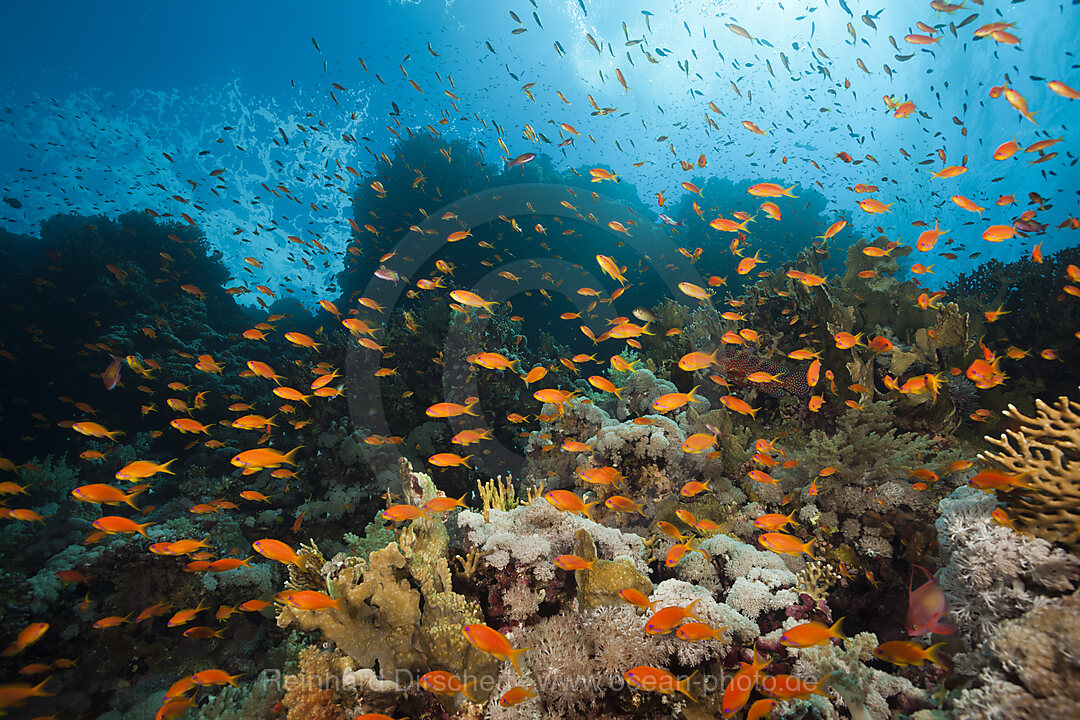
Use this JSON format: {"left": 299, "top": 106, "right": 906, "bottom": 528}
{"left": 714, "top": 352, "right": 809, "bottom": 398}
{"left": 102, "top": 355, "right": 123, "bottom": 391}
{"left": 907, "top": 565, "right": 956, "bottom": 636}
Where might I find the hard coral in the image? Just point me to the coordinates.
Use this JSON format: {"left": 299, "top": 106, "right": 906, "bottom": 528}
{"left": 277, "top": 542, "right": 423, "bottom": 679}
{"left": 282, "top": 646, "right": 348, "bottom": 720}
{"left": 980, "top": 388, "right": 1080, "bottom": 554}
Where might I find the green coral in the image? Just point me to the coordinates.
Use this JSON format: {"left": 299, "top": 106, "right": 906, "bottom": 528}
{"left": 788, "top": 400, "right": 947, "bottom": 487}
{"left": 343, "top": 514, "right": 394, "bottom": 561}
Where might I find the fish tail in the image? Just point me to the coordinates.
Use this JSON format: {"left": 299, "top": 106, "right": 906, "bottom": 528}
{"left": 158, "top": 458, "right": 177, "bottom": 475}
{"left": 463, "top": 400, "right": 480, "bottom": 416}
{"left": 809, "top": 674, "right": 832, "bottom": 696}
{"left": 925, "top": 642, "right": 947, "bottom": 668}
{"left": 678, "top": 668, "right": 699, "bottom": 702}
{"left": 784, "top": 184, "right": 799, "bottom": 197}
{"left": 582, "top": 500, "right": 599, "bottom": 521}
{"left": 283, "top": 446, "right": 305, "bottom": 466}
{"left": 31, "top": 677, "right": 53, "bottom": 697}
{"left": 462, "top": 455, "right": 473, "bottom": 468}
{"left": 460, "top": 678, "right": 479, "bottom": 703}
{"left": 830, "top": 616, "right": 846, "bottom": 639}
{"left": 507, "top": 645, "right": 532, "bottom": 676}
{"left": 136, "top": 521, "right": 155, "bottom": 539}
{"left": 688, "top": 385, "right": 701, "bottom": 402}
{"left": 124, "top": 485, "right": 149, "bottom": 511}
{"left": 614, "top": 385, "right": 625, "bottom": 399}
{"left": 106, "top": 430, "right": 125, "bottom": 442}
{"left": 802, "top": 539, "right": 816, "bottom": 559}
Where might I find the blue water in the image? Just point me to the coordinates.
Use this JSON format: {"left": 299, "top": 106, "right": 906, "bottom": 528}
{"left": 2, "top": 0, "right": 1076, "bottom": 307}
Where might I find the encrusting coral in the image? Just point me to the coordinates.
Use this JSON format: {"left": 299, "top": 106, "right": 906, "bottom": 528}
{"left": 980, "top": 387, "right": 1080, "bottom": 554}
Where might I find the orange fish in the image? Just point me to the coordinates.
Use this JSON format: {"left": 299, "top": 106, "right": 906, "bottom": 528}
{"left": 758, "top": 532, "right": 815, "bottom": 558}
{"left": 675, "top": 622, "right": 727, "bottom": 642}
{"left": 115, "top": 459, "right": 176, "bottom": 481}
{"left": 191, "top": 669, "right": 243, "bottom": 687}
{"left": 652, "top": 386, "right": 700, "bottom": 412}
{"left": 873, "top": 640, "right": 946, "bottom": 667}
{"left": 645, "top": 600, "right": 702, "bottom": 635}
{"left": 544, "top": 489, "right": 597, "bottom": 520}
{"left": 754, "top": 509, "right": 798, "bottom": 531}
{"left": 722, "top": 645, "right": 769, "bottom": 717}
{"left": 758, "top": 674, "right": 830, "bottom": 700}
{"left": 498, "top": 685, "right": 538, "bottom": 707}
{"left": 618, "top": 588, "right": 657, "bottom": 612}
{"left": 462, "top": 624, "right": 531, "bottom": 675}
{"left": 624, "top": 666, "right": 697, "bottom": 701}
{"left": 419, "top": 670, "right": 476, "bottom": 702}
{"left": 92, "top": 516, "right": 153, "bottom": 538}
{"left": 780, "top": 618, "right": 846, "bottom": 647}
{"left": 720, "top": 395, "right": 758, "bottom": 418}
{"left": 283, "top": 590, "right": 342, "bottom": 611}
{"left": 1, "top": 623, "right": 48, "bottom": 656}
{"left": 252, "top": 538, "right": 302, "bottom": 566}
{"left": 72, "top": 483, "right": 146, "bottom": 509}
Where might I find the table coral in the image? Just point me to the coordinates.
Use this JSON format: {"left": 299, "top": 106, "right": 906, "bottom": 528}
{"left": 980, "top": 388, "right": 1080, "bottom": 554}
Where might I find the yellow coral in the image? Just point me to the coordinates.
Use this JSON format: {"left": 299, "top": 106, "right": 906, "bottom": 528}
{"left": 981, "top": 388, "right": 1080, "bottom": 554}
{"left": 276, "top": 542, "right": 424, "bottom": 677}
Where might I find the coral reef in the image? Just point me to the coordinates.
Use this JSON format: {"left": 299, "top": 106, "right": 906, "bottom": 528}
{"left": 953, "top": 596, "right": 1080, "bottom": 720}
{"left": 980, "top": 388, "right": 1080, "bottom": 553}
{"left": 936, "top": 487, "right": 1080, "bottom": 645}
{"left": 791, "top": 631, "right": 928, "bottom": 720}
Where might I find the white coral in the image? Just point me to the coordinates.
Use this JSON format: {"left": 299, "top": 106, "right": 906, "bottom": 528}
{"left": 458, "top": 500, "right": 649, "bottom": 575}
{"left": 791, "top": 631, "right": 925, "bottom": 720}
{"left": 936, "top": 487, "right": 1080, "bottom": 644}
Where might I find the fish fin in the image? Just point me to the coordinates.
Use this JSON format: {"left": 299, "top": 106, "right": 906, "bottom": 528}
{"left": 678, "top": 668, "right": 699, "bottom": 702}
{"left": 283, "top": 446, "right": 305, "bottom": 465}
{"left": 925, "top": 642, "right": 948, "bottom": 667}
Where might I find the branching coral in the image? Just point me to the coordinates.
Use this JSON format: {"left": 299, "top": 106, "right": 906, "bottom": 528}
{"left": 789, "top": 400, "right": 948, "bottom": 489}
{"left": 980, "top": 388, "right": 1080, "bottom": 554}
{"left": 794, "top": 559, "right": 841, "bottom": 606}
